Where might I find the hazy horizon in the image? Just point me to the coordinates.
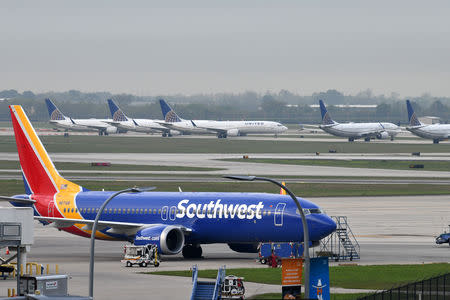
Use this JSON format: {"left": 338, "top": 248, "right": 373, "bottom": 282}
{"left": 1, "top": 1, "right": 449, "bottom": 97}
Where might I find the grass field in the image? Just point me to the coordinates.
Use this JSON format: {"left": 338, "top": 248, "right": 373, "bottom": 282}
{"left": 1, "top": 135, "right": 449, "bottom": 153}
{"left": 2, "top": 179, "right": 450, "bottom": 197}
{"left": 223, "top": 158, "right": 450, "bottom": 172}
{"left": 248, "top": 293, "right": 369, "bottom": 300}
{"left": 0, "top": 160, "right": 223, "bottom": 172}
{"left": 147, "top": 263, "right": 450, "bottom": 290}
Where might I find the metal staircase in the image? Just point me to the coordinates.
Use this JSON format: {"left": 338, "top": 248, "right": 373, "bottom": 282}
{"left": 318, "top": 216, "right": 360, "bottom": 261}
{"left": 190, "top": 265, "right": 226, "bottom": 300}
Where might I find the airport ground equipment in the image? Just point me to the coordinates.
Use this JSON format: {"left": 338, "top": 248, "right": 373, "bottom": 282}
{"left": 121, "top": 244, "right": 160, "bottom": 267}
{"left": 318, "top": 216, "right": 360, "bottom": 261}
{"left": 221, "top": 275, "right": 245, "bottom": 300}
{"left": 19, "top": 275, "right": 69, "bottom": 296}
{"left": 258, "top": 242, "right": 304, "bottom": 265}
{"left": 0, "top": 208, "right": 34, "bottom": 294}
{"left": 435, "top": 225, "right": 450, "bottom": 245}
{"left": 190, "top": 265, "right": 226, "bottom": 300}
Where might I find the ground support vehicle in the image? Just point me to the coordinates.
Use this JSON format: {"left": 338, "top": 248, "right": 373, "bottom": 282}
{"left": 221, "top": 275, "right": 245, "bottom": 300}
{"left": 121, "top": 244, "right": 160, "bottom": 267}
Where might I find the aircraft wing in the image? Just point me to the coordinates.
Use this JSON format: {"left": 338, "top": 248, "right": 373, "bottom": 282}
{"left": 34, "top": 216, "right": 192, "bottom": 236}
{"left": 82, "top": 124, "right": 109, "bottom": 130}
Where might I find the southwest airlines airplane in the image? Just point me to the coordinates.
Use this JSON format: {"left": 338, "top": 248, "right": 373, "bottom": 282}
{"left": 45, "top": 99, "right": 120, "bottom": 136}
{"left": 107, "top": 99, "right": 180, "bottom": 137}
{"left": 406, "top": 100, "right": 450, "bottom": 144}
{"left": 2, "top": 105, "right": 336, "bottom": 258}
{"left": 319, "top": 100, "right": 400, "bottom": 142}
{"left": 159, "top": 99, "right": 288, "bottom": 138}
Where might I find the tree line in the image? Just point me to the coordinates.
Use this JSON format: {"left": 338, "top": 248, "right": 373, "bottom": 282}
{"left": 0, "top": 89, "right": 449, "bottom": 124}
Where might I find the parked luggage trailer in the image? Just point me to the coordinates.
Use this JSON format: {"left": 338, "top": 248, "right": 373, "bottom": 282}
{"left": 258, "top": 242, "right": 303, "bottom": 264}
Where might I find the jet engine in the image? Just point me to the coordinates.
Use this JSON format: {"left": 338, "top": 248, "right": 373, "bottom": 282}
{"left": 376, "top": 131, "right": 389, "bottom": 139}
{"left": 105, "top": 126, "right": 119, "bottom": 134}
{"left": 228, "top": 243, "right": 260, "bottom": 253}
{"left": 227, "top": 129, "right": 240, "bottom": 137}
{"left": 134, "top": 225, "right": 185, "bottom": 255}
{"left": 169, "top": 130, "right": 181, "bottom": 136}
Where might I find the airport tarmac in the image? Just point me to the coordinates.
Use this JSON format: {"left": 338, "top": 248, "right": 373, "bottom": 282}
{"left": 3, "top": 152, "right": 450, "bottom": 178}
{"left": 0, "top": 195, "right": 448, "bottom": 299}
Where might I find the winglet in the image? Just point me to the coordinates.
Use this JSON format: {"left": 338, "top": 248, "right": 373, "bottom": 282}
{"left": 319, "top": 100, "right": 335, "bottom": 125}
{"left": 159, "top": 99, "right": 182, "bottom": 122}
{"left": 191, "top": 120, "right": 197, "bottom": 127}
{"left": 406, "top": 100, "right": 422, "bottom": 126}
{"left": 107, "top": 99, "right": 128, "bottom": 122}
{"left": 45, "top": 99, "right": 66, "bottom": 121}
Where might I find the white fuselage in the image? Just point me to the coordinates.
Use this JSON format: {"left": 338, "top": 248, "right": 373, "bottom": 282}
{"left": 407, "top": 124, "right": 450, "bottom": 140}
{"left": 114, "top": 119, "right": 170, "bottom": 133}
{"left": 320, "top": 122, "right": 400, "bottom": 139}
{"left": 167, "top": 120, "right": 287, "bottom": 136}
{"left": 50, "top": 118, "right": 117, "bottom": 133}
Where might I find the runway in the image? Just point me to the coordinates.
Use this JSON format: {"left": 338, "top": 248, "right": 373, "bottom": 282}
{"left": 0, "top": 195, "right": 448, "bottom": 299}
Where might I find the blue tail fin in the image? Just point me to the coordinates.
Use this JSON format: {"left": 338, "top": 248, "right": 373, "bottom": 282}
{"left": 107, "top": 99, "right": 128, "bottom": 122}
{"left": 319, "top": 100, "right": 335, "bottom": 125}
{"left": 45, "top": 99, "right": 66, "bottom": 121}
{"left": 406, "top": 100, "right": 421, "bottom": 126}
{"left": 159, "top": 99, "right": 181, "bottom": 122}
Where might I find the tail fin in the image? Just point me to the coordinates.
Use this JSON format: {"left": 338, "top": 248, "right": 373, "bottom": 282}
{"left": 45, "top": 98, "right": 67, "bottom": 121}
{"left": 280, "top": 181, "right": 287, "bottom": 195}
{"left": 406, "top": 100, "right": 422, "bottom": 126}
{"left": 159, "top": 99, "right": 182, "bottom": 122}
{"left": 10, "top": 105, "right": 82, "bottom": 195}
{"left": 107, "top": 99, "right": 128, "bottom": 122}
{"left": 319, "top": 100, "right": 335, "bottom": 125}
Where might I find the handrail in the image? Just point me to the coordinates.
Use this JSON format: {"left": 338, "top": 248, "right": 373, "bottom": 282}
{"left": 190, "top": 265, "right": 199, "bottom": 300}
{"left": 212, "top": 265, "right": 225, "bottom": 300}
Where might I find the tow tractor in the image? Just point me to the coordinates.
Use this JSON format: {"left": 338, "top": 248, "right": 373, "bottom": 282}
{"left": 121, "top": 244, "right": 160, "bottom": 267}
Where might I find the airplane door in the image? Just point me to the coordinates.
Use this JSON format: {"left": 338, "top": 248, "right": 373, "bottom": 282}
{"left": 161, "top": 206, "right": 168, "bottom": 221}
{"left": 274, "top": 203, "right": 286, "bottom": 226}
{"left": 48, "top": 200, "right": 55, "bottom": 217}
{"left": 169, "top": 206, "right": 176, "bottom": 221}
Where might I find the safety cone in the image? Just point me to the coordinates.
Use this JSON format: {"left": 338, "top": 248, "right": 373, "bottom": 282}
{"left": 5, "top": 247, "right": 9, "bottom": 255}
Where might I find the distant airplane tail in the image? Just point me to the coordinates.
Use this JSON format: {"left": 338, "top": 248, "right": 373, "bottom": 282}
{"left": 280, "top": 181, "right": 287, "bottom": 195}
{"left": 319, "top": 100, "right": 335, "bottom": 125}
{"left": 107, "top": 99, "right": 128, "bottom": 122}
{"left": 159, "top": 99, "right": 182, "bottom": 122}
{"left": 10, "top": 105, "right": 83, "bottom": 196}
{"left": 45, "top": 98, "right": 67, "bottom": 121}
{"left": 406, "top": 100, "right": 422, "bottom": 126}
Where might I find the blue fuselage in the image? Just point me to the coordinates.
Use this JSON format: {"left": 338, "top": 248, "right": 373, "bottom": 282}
{"left": 65, "top": 191, "right": 336, "bottom": 244}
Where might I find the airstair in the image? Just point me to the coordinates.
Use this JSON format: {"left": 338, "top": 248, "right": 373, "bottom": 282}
{"left": 190, "top": 265, "right": 225, "bottom": 300}
{"left": 318, "top": 216, "right": 360, "bottom": 261}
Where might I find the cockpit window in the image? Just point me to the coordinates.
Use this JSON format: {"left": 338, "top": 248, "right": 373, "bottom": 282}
{"left": 296, "top": 208, "right": 323, "bottom": 215}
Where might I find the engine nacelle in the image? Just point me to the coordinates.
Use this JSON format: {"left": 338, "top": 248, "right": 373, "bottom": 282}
{"left": 228, "top": 243, "right": 260, "bottom": 253}
{"left": 134, "top": 225, "right": 185, "bottom": 255}
{"left": 170, "top": 130, "right": 181, "bottom": 136}
{"left": 227, "top": 129, "right": 240, "bottom": 137}
{"left": 106, "top": 126, "right": 119, "bottom": 134}
{"left": 376, "top": 131, "right": 389, "bottom": 139}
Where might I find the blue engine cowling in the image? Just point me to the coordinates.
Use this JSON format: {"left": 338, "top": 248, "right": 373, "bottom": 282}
{"left": 134, "top": 225, "right": 185, "bottom": 255}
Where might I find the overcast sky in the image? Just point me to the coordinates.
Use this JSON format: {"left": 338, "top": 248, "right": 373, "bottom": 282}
{"left": 1, "top": 0, "right": 449, "bottom": 97}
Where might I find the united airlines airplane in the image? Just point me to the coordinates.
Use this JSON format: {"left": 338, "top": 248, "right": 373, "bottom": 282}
{"left": 2, "top": 105, "right": 336, "bottom": 258}
{"left": 406, "top": 100, "right": 450, "bottom": 144}
{"left": 159, "top": 99, "right": 288, "bottom": 138}
{"left": 45, "top": 99, "right": 120, "bottom": 136}
{"left": 319, "top": 100, "right": 400, "bottom": 142}
{"left": 107, "top": 99, "right": 180, "bottom": 137}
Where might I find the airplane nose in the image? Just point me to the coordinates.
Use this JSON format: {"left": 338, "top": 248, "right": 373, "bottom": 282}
{"left": 309, "top": 215, "right": 337, "bottom": 241}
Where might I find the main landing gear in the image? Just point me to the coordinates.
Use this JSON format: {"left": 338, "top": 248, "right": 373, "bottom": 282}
{"left": 433, "top": 139, "right": 440, "bottom": 144}
{"left": 182, "top": 244, "right": 203, "bottom": 259}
